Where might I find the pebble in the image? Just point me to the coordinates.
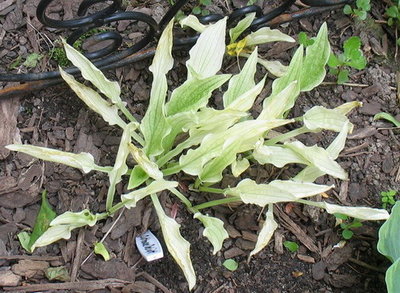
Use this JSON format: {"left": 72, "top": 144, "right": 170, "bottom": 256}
{"left": 0, "top": 270, "right": 21, "bottom": 287}
{"left": 312, "top": 261, "right": 327, "bottom": 281}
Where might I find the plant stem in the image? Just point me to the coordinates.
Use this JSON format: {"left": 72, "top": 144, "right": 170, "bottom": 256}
{"left": 119, "top": 104, "right": 138, "bottom": 124}
{"left": 193, "top": 196, "right": 241, "bottom": 210}
{"left": 157, "top": 140, "right": 192, "bottom": 168}
{"left": 169, "top": 187, "right": 196, "bottom": 213}
{"left": 94, "top": 166, "right": 113, "bottom": 173}
{"left": 162, "top": 164, "right": 182, "bottom": 176}
{"left": 197, "top": 186, "right": 225, "bottom": 194}
{"left": 264, "top": 126, "right": 309, "bottom": 146}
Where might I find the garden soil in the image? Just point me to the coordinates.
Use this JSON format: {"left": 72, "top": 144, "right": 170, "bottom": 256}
{"left": 0, "top": 0, "right": 399, "bottom": 292}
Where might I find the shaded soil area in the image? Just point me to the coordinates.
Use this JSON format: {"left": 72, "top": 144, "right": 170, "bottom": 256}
{"left": 1, "top": 0, "right": 400, "bottom": 292}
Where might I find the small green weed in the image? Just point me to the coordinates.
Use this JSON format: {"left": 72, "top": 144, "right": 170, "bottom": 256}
{"left": 328, "top": 36, "right": 367, "bottom": 84}
{"left": 223, "top": 259, "right": 239, "bottom": 271}
{"left": 283, "top": 241, "right": 299, "bottom": 252}
{"left": 298, "top": 32, "right": 315, "bottom": 47}
{"left": 192, "top": 0, "right": 211, "bottom": 16}
{"left": 335, "top": 213, "right": 363, "bottom": 240}
{"left": 374, "top": 112, "right": 400, "bottom": 127}
{"left": 343, "top": 0, "right": 371, "bottom": 20}
{"left": 381, "top": 190, "right": 398, "bottom": 209}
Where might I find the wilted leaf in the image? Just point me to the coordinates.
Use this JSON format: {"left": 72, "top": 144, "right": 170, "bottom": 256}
{"left": 128, "top": 143, "right": 163, "bottom": 180}
{"left": 62, "top": 40, "right": 121, "bottom": 104}
{"left": 152, "top": 195, "right": 196, "bottom": 290}
{"left": 194, "top": 213, "right": 228, "bottom": 254}
{"left": 249, "top": 204, "right": 277, "bottom": 259}
{"left": 303, "top": 106, "right": 354, "bottom": 132}
{"left": 231, "top": 157, "right": 250, "bottom": 177}
{"left": 59, "top": 68, "right": 126, "bottom": 128}
{"left": 6, "top": 144, "right": 111, "bottom": 174}
{"left": 245, "top": 27, "right": 295, "bottom": 46}
{"left": 180, "top": 15, "right": 207, "bottom": 32}
{"left": 45, "top": 266, "right": 70, "bottom": 282}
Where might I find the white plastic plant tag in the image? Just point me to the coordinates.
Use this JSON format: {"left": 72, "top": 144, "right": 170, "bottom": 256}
{"left": 135, "top": 230, "right": 164, "bottom": 261}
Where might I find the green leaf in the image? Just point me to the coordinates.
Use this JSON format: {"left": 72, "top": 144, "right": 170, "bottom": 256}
{"left": 223, "top": 48, "right": 258, "bottom": 108}
{"left": 62, "top": 39, "right": 121, "bottom": 104}
{"left": 385, "top": 258, "right": 400, "bottom": 293}
{"left": 6, "top": 144, "right": 111, "bottom": 174}
{"left": 194, "top": 213, "right": 228, "bottom": 254}
{"left": 374, "top": 112, "right": 400, "bottom": 127}
{"left": 300, "top": 22, "right": 330, "bottom": 91}
{"left": 121, "top": 179, "right": 178, "bottom": 208}
{"left": 27, "top": 190, "right": 57, "bottom": 250}
{"left": 151, "top": 194, "right": 196, "bottom": 290}
{"left": 140, "top": 21, "right": 174, "bottom": 157}
{"left": 225, "top": 179, "right": 333, "bottom": 207}
{"left": 343, "top": 4, "right": 353, "bottom": 15}
{"left": 128, "top": 166, "right": 149, "bottom": 189}
{"left": 327, "top": 53, "right": 341, "bottom": 68}
{"left": 229, "top": 13, "right": 255, "bottom": 43}
{"left": 255, "top": 58, "right": 288, "bottom": 77}
{"left": 23, "top": 53, "right": 43, "bottom": 68}
{"left": 186, "top": 17, "right": 227, "bottom": 79}
{"left": 337, "top": 69, "right": 349, "bottom": 84}
{"left": 378, "top": 202, "right": 400, "bottom": 263}
{"left": 342, "top": 229, "right": 354, "bottom": 239}
{"left": 166, "top": 74, "right": 231, "bottom": 116}
{"left": 59, "top": 68, "right": 127, "bottom": 128}
{"left": 223, "top": 259, "right": 238, "bottom": 271}
{"left": 17, "top": 232, "right": 31, "bottom": 252}
{"left": 106, "top": 122, "right": 137, "bottom": 210}
{"left": 45, "top": 266, "right": 70, "bottom": 282}
{"left": 283, "top": 241, "right": 299, "bottom": 252}
{"left": 94, "top": 242, "right": 110, "bottom": 261}
{"left": 386, "top": 6, "right": 399, "bottom": 19}
{"left": 192, "top": 6, "right": 202, "bottom": 15}
{"left": 249, "top": 204, "right": 278, "bottom": 259}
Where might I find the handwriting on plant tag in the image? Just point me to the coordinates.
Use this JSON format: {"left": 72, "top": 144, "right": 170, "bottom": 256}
{"left": 135, "top": 230, "right": 164, "bottom": 261}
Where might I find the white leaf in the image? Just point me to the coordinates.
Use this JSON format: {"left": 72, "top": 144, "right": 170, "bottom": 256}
{"left": 253, "top": 143, "right": 307, "bottom": 167}
{"left": 59, "top": 68, "right": 126, "bottom": 128}
{"left": 303, "top": 106, "right": 353, "bottom": 132}
{"left": 226, "top": 179, "right": 333, "bottom": 207}
{"left": 186, "top": 17, "right": 227, "bottom": 79}
{"left": 194, "top": 213, "right": 228, "bottom": 254}
{"left": 229, "top": 13, "right": 255, "bottom": 43}
{"left": 152, "top": 195, "right": 196, "bottom": 290}
{"left": 302, "top": 200, "right": 390, "bottom": 221}
{"left": 249, "top": 204, "right": 277, "bottom": 259}
{"left": 231, "top": 157, "right": 250, "bottom": 177}
{"left": 50, "top": 209, "right": 98, "bottom": 226}
{"left": 62, "top": 39, "right": 121, "bottom": 104}
{"left": 6, "top": 144, "right": 110, "bottom": 173}
{"left": 122, "top": 180, "right": 178, "bottom": 208}
{"left": 128, "top": 143, "right": 163, "bottom": 180}
{"left": 180, "top": 15, "right": 207, "bottom": 32}
{"left": 245, "top": 27, "right": 295, "bottom": 46}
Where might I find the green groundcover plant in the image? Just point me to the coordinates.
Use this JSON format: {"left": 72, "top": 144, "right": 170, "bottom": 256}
{"left": 7, "top": 18, "right": 389, "bottom": 290}
{"left": 378, "top": 201, "right": 400, "bottom": 293}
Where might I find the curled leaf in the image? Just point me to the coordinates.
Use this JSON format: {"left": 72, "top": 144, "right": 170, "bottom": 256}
{"left": 194, "top": 213, "right": 228, "bottom": 254}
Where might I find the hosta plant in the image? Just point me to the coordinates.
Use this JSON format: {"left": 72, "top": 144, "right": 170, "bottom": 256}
{"left": 7, "top": 19, "right": 389, "bottom": 290}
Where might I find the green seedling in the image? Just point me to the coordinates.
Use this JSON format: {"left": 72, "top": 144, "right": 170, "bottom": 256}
{"left": 283, "top": 241, "right": 299, "bottom": 252}
{"left": 298, "top": 32, "right": 315, "bottom": 48}
{"left": 328, "top": 36, "right": 367, "bottom": 84}
{"left": 386, "top": 1, "right": 400, "bottom": 27}
{"left": 9, "top": 53, "right": 43, "bottom": 70}
{"left": 223, "top": 259, "right": 239, "bottom": 271}
{"left": 374, "top": 112, "right": 400, "bottom": 127}
{"left": 17, "top": 190, "right": 56, "bottom": 253}
{"left": 343, "top": 0, "right": 371, "bottom": 20}
{"left": 7, "top": 20, "right": 390, "bottom": 290}
{"left": 381, "top": 190, "right": 398, "bottom": 209}
{"left": 192, "top": 0, "right": 211, "bottom": 16}
{"left": 334, "top": 213, "right": 363, "bottom": 240}
{"left": 378, "top": 201, "right": 400, "bottom": 293}
{"left": 94, "top": 242, "right": 111, "bottom": 261}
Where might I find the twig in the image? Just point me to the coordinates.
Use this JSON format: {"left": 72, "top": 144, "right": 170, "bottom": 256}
{"left": 348, "top": 257, "right": 387, "bottom": 273}
{"left": 0, "top": 255, "right": 62, "bottom": 261}
{"left": 70, "top": 228, "right": 85, "bottom": 282}
{"left": 321, "top": 81, "right": 369, "bottom": 87}
{"left": 81, "top": 208, "right": 126, "bottom": 266}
